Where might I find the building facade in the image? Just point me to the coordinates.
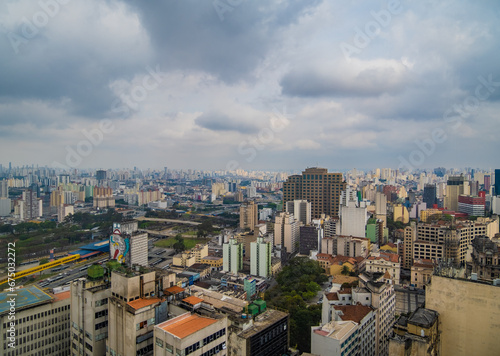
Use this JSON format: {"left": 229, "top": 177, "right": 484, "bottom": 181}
{"left": 283, "top": 167, "right": 346, "bottom": 219}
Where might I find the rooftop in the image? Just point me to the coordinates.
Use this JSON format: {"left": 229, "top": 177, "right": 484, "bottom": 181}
{"left": 165, "top": 286, "right": 185, "bottom": 295}
{"left": 53, "top": 290, "right": 71, "bottom": 302}
{"left": 333, "top": 304, "right": 373, "bottom": 324}
{"left": 408, "top": 307, "right": 438, "bottom": 328}
{"left": 238, "top": 309, "right": 288, "bottom": 339}
{"left": 127, "top": 297, "right": 161, "bottom": 310}
{"left": 182, "top": 296, "right": 204, "bottom": 305}
{"left": 0, "top": 286, "right": 53, "bottom": 315}
{"left": 313, "top": 320, "right": 358, "bottom": 340}
{"left": 157, "top": 313, "right": 219, "bottom": 339}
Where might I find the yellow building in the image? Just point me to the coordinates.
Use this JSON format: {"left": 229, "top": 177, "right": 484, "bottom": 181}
{"left": 420, "top": 209, "right": 442, "bottom": 222}
{"left": 201, "top": 256, "right": 223, "bottom": 269}
{"left": 380, "top": 243, "right": 398, "bottom": 254}
{"left": 410, "top": 259, "right": 434, "bottom": 288}
{"left": 390, "top": 307, "right": 439, "bottom": 356}
{"left": 426, "top": 275, "right": 500, "bottom": 356}
{"left": 393, "top": 204, "right": 409, "bottom": 223}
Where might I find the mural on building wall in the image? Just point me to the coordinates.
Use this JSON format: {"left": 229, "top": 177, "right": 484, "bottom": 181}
{"left": 110, "top": 223, "right": 130, "bottom": 263}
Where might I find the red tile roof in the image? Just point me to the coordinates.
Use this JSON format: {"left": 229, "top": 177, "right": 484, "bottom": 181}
{"left": 182, "top": 296, "right": 204, "bottom": 305}
{"left": 127, "top": 298, "right": 161, "bottom": 310}
{"left": 333, "top": 304, "right": 373, "bottom": 324}
{"left": 325, "top": 293, "right": 339, "bottom": 301}
{"left": 159, "top": 314, "right": 218, "bottom": 338}
{"left": 165, "top": 286, "right": 185, "bottom": 295}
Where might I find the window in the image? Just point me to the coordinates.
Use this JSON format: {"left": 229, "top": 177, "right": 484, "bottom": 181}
{"left": 155, "top": 338, "right": 163, "bottom": 348}
{"left": 166, "top": 343, "right": 173, "bottom": 353}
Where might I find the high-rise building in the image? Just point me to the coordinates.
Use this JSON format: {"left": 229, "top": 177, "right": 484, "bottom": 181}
{"left": 299, "top": 225, "right": 319, "bottom": 255}
{"left": 223, "top": 238, "right": 243, "bottom": 274}
{"left": 495, "top": 169, "right": 500, "bottom": 196}
{"left": 22, "top": 188, "right": 41, "bottom": 220}
{"left": 340, "top": 201, "right": 367, "bottom": 238}
{"left": 95, "top": 170, "right": 107, "bottom": 184}
{"left": 93, "top": 186, "right": 115, "bottom": 208}
{"left": 250, "top": 236, "right": 272, "bottom": 278}
{"left": 0, "top": 285, "right": 71, "bottom": 356}
{"left": 110, "top": 222, "right": 148, "bottom": 267}
{"left": 484, "top": 174, "right": 491, "bottom": 192}
{"left": 458, "top": 195, "right": 485, "bottom": 216}
{"left": 239, "top": 201, "right": 258, "bottom": 231}
{"left": 70, "top": 266, "right": 111, "bottom": 356}
{"left": 423, "top": 184, "right": 437, "bottom": 208}
{"left": 285, "top": 199, "right": 311, "bottom": 225}
{"left": 274, "top": 212, "right": 299, "bottom": 255}
{"left": 107, "top": 269, "right": 172, "bottom": 356}
{"left": 283, "top": 167, "right": 345, "bottom": 218}
{"left": 0, "top": 179, "right": 8, "bottom": 198}
{"left": 0, "top": 198, "right": 11, "bottom": 216}
{"left": 444, "top": 175, "right": 465, "bottom": 211}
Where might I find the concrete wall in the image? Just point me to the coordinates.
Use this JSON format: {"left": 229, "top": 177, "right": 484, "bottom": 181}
{"left": 426, "top": 275, "right": 500, "bottom": 356}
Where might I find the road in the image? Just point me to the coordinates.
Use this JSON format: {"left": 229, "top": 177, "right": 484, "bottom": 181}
{"left": 136, "top": 217, "right": 201, "bottom": 225}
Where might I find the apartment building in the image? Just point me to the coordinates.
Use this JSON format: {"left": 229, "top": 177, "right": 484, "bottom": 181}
{"left": 0, "top": 285, "right": 71, "bottom": 356}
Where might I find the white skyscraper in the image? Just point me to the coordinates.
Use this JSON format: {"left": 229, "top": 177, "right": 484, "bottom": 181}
{"left": 250, "top": 237, "right": 272, "bottom": 278}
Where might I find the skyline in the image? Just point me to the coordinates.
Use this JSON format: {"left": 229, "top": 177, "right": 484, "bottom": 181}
{"left": 1, "top": 1, "right": 500, "bottom": 171}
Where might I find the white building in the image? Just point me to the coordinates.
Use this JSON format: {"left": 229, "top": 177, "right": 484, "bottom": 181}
{"left": 340, "top": 201, "right": 367, "bottom": 238}
{"left": 274, "top": 212, "right": 299, "bottom": 255}
{"left": 0, "top": 197, "right": 11, "bottom": 216}
{"left": 223, "top": 238, "right": 243, "bottom": 274}
{"left": 312, "top": 304, "right": 375, "bottom": 356}
{"left": 286, "top": 199, "right": 311, "bottom": 225}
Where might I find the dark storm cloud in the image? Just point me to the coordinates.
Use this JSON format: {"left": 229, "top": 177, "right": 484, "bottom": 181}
{"left": 120, "top": 0, "right": 321, "bottom": 83}
{"left": 195, "top": 112, "right": 259, "bottom": 134}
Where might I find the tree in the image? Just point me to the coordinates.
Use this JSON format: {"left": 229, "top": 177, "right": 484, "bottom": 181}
{"left": 173, "top": 234, "right": 185, "bottom": 252}
{"left": 39, "top": 258, "right": 50, "bottom": 265}
{"left": 341, "top": 265, "right": 350, "bottom": 275}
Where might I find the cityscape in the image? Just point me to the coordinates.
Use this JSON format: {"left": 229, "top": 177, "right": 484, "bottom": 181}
{"left": 1, "top": 1, "right": 500, "bottom": 356}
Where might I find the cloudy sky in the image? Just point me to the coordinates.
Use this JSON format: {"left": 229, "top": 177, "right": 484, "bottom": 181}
{"left": 1, "top": 0, "right": 499, "bottom": 172}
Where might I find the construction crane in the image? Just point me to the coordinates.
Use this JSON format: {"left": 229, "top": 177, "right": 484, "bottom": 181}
{"left": 0, "top": 254, "right": 80, "bottom": 285}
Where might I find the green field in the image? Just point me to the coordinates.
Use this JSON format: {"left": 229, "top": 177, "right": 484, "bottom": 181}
{"left": 154, "top": 237, "right": 209, "bottom": 250}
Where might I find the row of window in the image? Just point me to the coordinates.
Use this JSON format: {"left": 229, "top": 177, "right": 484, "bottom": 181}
{"left": 7, "top": 341, "right": 69, "bottom": 356}
{"left": 3, "top": 305, "right": 70, "bottom": 328}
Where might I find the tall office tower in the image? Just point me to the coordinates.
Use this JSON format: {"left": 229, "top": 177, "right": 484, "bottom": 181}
{"left": 283, "top": 167, "right": 345, "bottom": 219}
{"left": 250, "top": 236, "right": 272, "bottom": 278}
{"left": 299, "top": 225, "right": 319, "bottom": 255}
{"left": 239, "top": 201, "right": 258, "bottom": 231}
{"left": 107, "top": 270, "right": 171, "bottom": 356}
{"left": 403, "top": 222, "right": 416, "bottom": 269}
{"left": 274, "top": 212, "right": 299, "bottom": 255}
{"left": 484, "top": 174, "right": 491, "bottom": 192}
{"left": 495, "top": 169, "right": 500, "bottom": 196}
{"left": 285, "top": 199, "right": 311, "bottom": 225}
{"left": 70, "top": 266, "right": 111, "bottom": 356}
{"left": 0, "top": 179, "right": 8, "bottom": 198}
{"left": 444, "top": 175, "right": 465, "bottom": 211}
{"left": 223, "top": 238, "right": 243, "bottom": 274}
{"left": 0, "top": 286, "right": 71, "bottom": 356}
{"left": 95, "top": 169, "right": 107, "bottom": 185}
{"left": 22, "top": 188, "right": 41, "bottom": 220}
{"left": 339, "top": 188, "right": 367, "bottom": 238}
{"left": 423, "top": 184, "right": 437, "bottom": 207}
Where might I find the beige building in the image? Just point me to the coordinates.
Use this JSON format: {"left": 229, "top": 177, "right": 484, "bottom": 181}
{"left": 239, "top": 201, "right": 258, "bottom": 231}
{"left": 154, "top": 313, "right": 228, "bottom": 356}
{"left": 58, "top": 204, "right": 74, "bottom": 223}
{"left": 201, "top": 256, "right": 224, "bottom": 270}
{"left": 0, "top": 285, "right": 71, "bottom": 356}
{"left": 426, "top": 275, "right": 500, "bottom": 356}
{"left": 93, "top": 187, "right": 115, "bottom": 208}
{"left": 365, "top": 253, "right": 401, "bottom": 285}
{"left": 70, "top": 273, "right": 111, "bottom": 356}
{"left": 420, "top": 209, "right": 442, "bottom": 223}
{"left": 106, "top": 269, "right": 172, "bottom": 356}
{"left": 466, "top": 236, "right": 500, "bottom": 281}
{"left": 274, "top": 212, "right": 299, "bottom": 255}
{"left": 410, "top": 259, "right": 434, "bottom": 288}
{"left": 444, "top": 176, "right": 464, "bottom": 212}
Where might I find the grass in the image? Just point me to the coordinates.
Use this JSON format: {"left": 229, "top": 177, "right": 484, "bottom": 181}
{"left": 154, "top": 237, "right": 209, "bottom": 250}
